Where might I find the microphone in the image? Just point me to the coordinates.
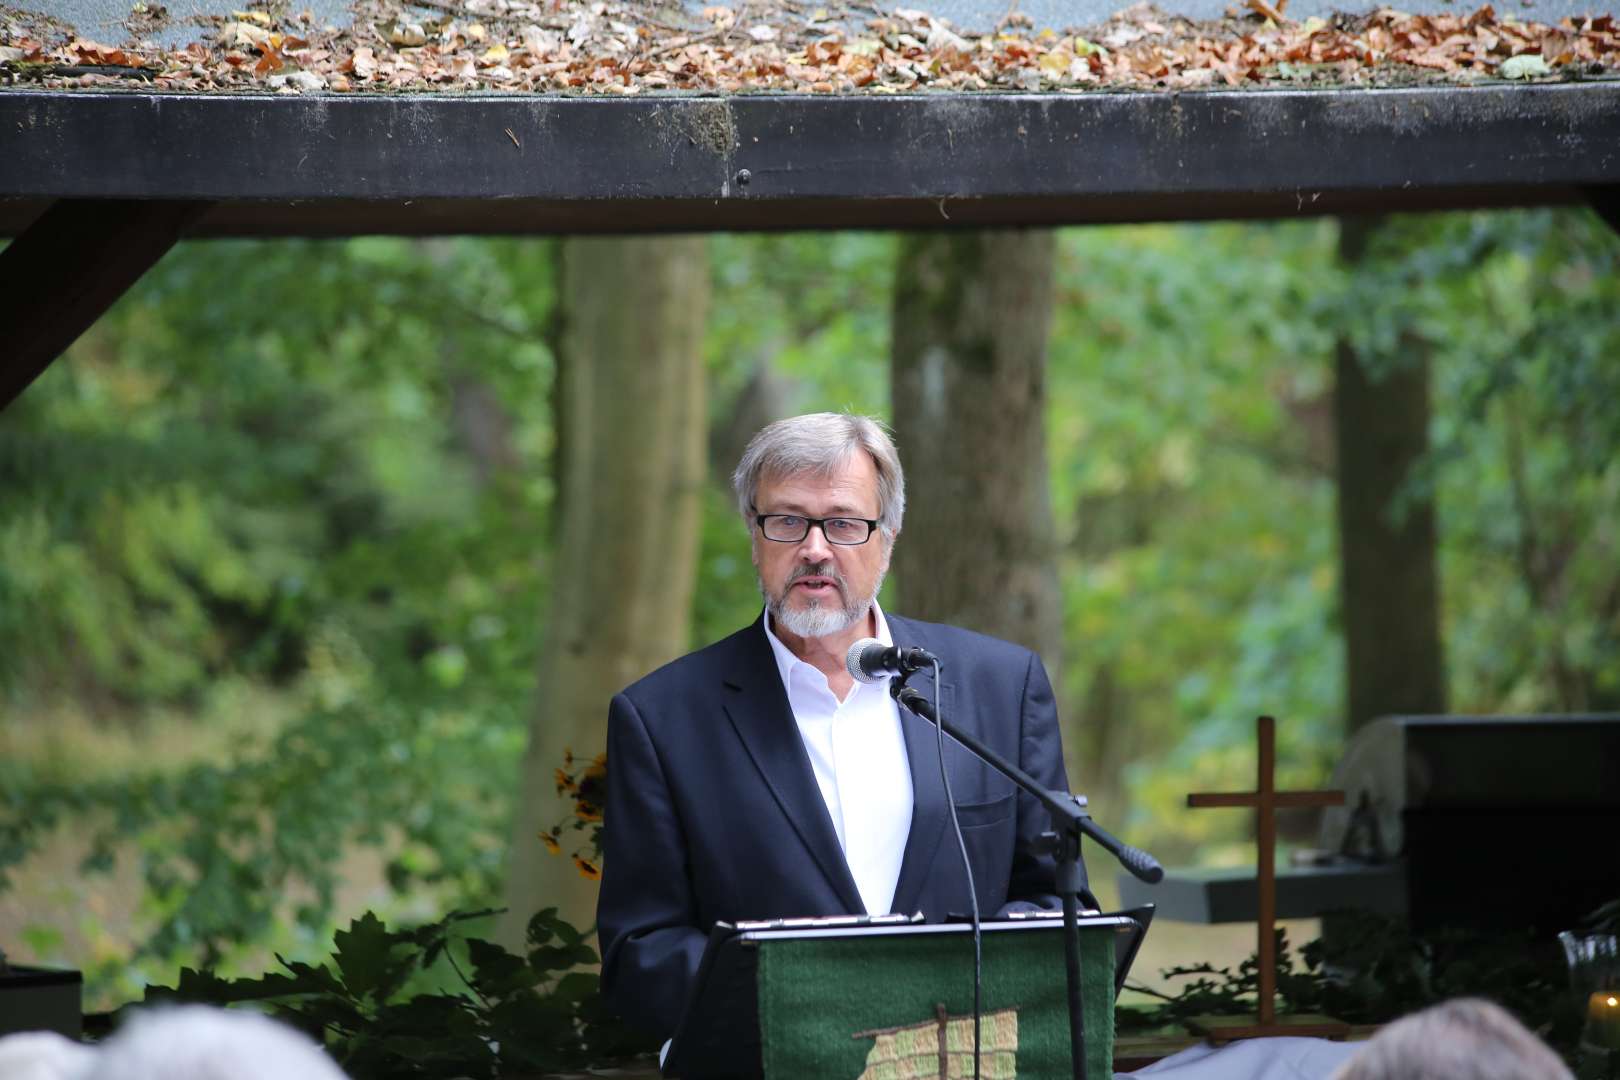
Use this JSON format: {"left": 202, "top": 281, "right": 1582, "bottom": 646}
{"left": 845, "top": 638, "right": 940, "bottom": 684}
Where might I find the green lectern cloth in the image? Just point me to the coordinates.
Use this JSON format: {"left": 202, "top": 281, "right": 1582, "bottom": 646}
{"left": 756, "top": 926, "right": 1115, "bottom": 1079}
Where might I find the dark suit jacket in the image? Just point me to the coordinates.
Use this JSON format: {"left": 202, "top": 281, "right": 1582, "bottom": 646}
{"left": 596, "top": 612, "right": 1088, "bottom": 1040}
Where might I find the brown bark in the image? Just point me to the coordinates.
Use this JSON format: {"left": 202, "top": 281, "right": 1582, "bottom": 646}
{"left": 1333, "top": 217, "right": 1447, "bottom": 734}
{"left": 448, "top": 375, "right": 520, "bottom": 487}
{"left": 500, "top": 236, "right": 708, "bottom": 944}
{"left": 1070, "top": 663, "right": 1134, "bottom": 823}
{"left": 709, "top": 362, "right": 798, "bottom": 485}
{"left": 414, "top": 238, "right": 523, "bottom": 492}
{"left": 1501, "top": 393, "right": 1589, "bottom": 710}
{"left": 889, "top": 229, "right": 1063, "bottom": 672}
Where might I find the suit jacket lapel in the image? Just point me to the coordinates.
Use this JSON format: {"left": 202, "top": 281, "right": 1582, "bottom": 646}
{"left": 722, "top": 614, "right": 865, "bottom": 914}
{"left": 887, "top": 614, "right": 955, "bottom": 917}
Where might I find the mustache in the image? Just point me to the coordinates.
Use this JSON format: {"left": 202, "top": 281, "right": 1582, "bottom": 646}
{"left": 787, "top": 562, "right": 847, "bottom": 590}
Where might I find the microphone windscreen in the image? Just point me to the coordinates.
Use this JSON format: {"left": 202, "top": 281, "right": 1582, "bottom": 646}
{"left": 845, "top": 637, "right": 886, "bottom": 683}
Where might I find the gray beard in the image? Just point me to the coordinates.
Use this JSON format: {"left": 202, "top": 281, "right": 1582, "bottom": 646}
{"left": 772, "top": 598, "right": 863, "bottom": 639}
{"left": 762, "top": 565, "right": 886, "bottom": 639}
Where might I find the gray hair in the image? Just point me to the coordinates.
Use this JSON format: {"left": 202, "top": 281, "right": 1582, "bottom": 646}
{"left": 732, "top": 412, "right": 905, "bottom": 539}
{"left": 0, "top": 1031, "right": 95, "bottom": 1080}
{"left": 83, "top": 1005, "right": 351, "bottom": 1080}
{"left": 1332, "top": 998, "right": 1573, "bottom": 1080}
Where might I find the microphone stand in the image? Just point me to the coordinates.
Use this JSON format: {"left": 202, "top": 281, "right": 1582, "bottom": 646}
{"left": 889, "top": 676, "right": 1164, "bottom": 1080}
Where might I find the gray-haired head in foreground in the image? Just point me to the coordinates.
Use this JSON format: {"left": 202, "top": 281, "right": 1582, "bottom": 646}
{"left": 1332, "top": 998, "right": 1573, "bottom": 1080}
{"left": 0, "top": 1031, "right": 95, "bottom": 1080}
{"left": 731, "top": 412, "right": 905, "bottom": 540}
{"left": 82, "top": 1005, "right": 351, "bottom": 1080}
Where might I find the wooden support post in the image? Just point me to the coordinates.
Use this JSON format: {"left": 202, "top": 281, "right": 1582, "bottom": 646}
{"left": 1588, "top": 186, "right": 1620, "bottom": 239}
{"left": 0, "top": 199, "right": 209, "bottom": 412}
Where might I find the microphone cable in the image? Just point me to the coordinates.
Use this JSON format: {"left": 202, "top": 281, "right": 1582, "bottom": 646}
{"left": 929, "top": 657, "right": 982, "bottom": 1080}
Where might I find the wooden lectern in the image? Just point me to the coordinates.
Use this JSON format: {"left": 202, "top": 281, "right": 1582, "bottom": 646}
{"left": 664, "top": 913, "right": 1148, "bottom": 1079}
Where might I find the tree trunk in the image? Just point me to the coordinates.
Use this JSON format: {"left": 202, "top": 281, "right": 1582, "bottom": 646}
{"left": 449, "top": 374, "right": 520, "bottom": 488}
{"left": 416, "top": 238, "right": 522, "bottom": 492}
{"left": 1069, "top": 663, "right": 1134, "bottom": 832}
{"left": 1334, "top": 217, "right": 1447, "bottom": 734}
{"left": 889, "top": 229, "right": 1063, "bottom": 672}
{"left": 500, "top": 236, "right": 708, "bottom": 945}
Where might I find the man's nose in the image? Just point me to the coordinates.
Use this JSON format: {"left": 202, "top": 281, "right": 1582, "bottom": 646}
{"left": 798, "top": 522, "right": 834, "bottom": 561}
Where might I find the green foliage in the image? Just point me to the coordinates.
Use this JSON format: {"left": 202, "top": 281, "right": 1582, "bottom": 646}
{"left": 707, "top": 231, "right": 895, "bottom": 416}
{"left": 142, "top": 908, "right": 656, "bottom": 1078}
{"left": 1050, "top": 220, "right": 1347, "bottom": 856}
{"left": 1120, "top": 913, "right": 1579, "bottom": 1056}
{"left": 1048, "top": 211, "right": 1620, "bottom": 859}
{"left": 1415, "top": 212, "right": 1620, "bottom": 713}
{"left": 3, "top": 212, "right": 1617, "bottom": 1016}
{"left": 1314, "top": 211, "right": 1620, "bottom": 714}
{"left": 5, "top": 682, "right": 517, "bottom": 970}
{"left": 0, "top": 236, "right": 555, "bottom": 706}
{"left": 1, "top": 237, "right": 555, "bottom": 994}
{"left": 691, "top": 482, "right": 773, "bottom": 649}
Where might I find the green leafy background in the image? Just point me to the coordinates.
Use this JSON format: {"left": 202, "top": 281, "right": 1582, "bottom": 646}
{"left": 2, "top": 215, "right": 1616, "bottom": 1034}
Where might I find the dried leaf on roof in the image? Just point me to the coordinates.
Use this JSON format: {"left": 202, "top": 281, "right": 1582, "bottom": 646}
{"left": 1, "top": 0, "right": 1616, "bottom": 92}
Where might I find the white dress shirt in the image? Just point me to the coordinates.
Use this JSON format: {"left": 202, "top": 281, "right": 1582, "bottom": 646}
{"left": 763, "top": 603, "right": 914, "bottom": 916}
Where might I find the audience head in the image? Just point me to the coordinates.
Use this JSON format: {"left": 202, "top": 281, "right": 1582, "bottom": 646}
{"left": 0, "top": 1005, "right": 352, "bottom": 1080}
{"left": 0, "top": 1031, "right": 96, "bottom": 1080}
{"left": 1333, "top": 998, "right": 1573, "bottom": 1080}
{"left": 85, "top": 1006, "right": 350, "bottom": 1080}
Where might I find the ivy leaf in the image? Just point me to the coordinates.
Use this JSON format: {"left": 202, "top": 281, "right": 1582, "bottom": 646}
{"left": 550, "top": 970, "right": 599, "bottom": 1006}
{"left": 278, "top": 957, "right": 353, "bottom": 998}
{"left": 529, "top": 941, "right": 598, "bottom": 975}
{"left": 486, "top": 992, "right": 583, "bottom": 1068}
{"left": 576, "top": 982, "right": 664, "bottom": 1059}
{"left": 466, "top": 937, "right": 539, "bottom": 997}
{"left": 371, "top": 992, "right": 476, "bottom": 1032}
{"left": 339, "top": 1012, "right": 498, "bottom": 1080}
{"left": 525, "top": 905, "right": 564, "bottom": 947}
{"left": 403, "top": 907, "right": 502, "bottom": 969}
{"left": 273, "top": 994, "right": 370, "bottom": 1038}
{"left": 332, "top": 912, "right": 413, "bottom": 1003}
{"left": 145, "top": 960, "right": 340, "bottom": 1007}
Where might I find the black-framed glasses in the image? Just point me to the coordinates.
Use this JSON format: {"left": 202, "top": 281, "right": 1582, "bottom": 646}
{"left": 755, "top": 513, "right": 879, "bottom": 546}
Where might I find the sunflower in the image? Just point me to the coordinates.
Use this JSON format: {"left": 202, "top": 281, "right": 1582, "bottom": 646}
{"left": 539, "top": 829, "right": 562, "bottom": 855}
{"left": 573, "top": 856, "right": 602, "bottom": 881}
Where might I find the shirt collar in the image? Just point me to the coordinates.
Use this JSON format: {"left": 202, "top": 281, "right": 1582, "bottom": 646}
{"left": 762, "top": 600, "right": 893, "bottom": 690}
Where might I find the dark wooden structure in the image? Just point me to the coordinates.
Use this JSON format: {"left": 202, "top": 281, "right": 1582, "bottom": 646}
{"left": 2, "top": 82, "right": 1619, "bottom": 408}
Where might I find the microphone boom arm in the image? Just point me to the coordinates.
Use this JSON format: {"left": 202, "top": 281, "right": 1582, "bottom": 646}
{"left": 890, "top": 684, "right": 1164, "bottom": 885}
{"left": 889, "top": 678, "right": 1162, "bottom": 1080}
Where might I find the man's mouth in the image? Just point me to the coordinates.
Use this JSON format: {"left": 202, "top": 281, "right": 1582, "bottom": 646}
{"left": 787, "top": 565, "right": 845, "bottom": 600}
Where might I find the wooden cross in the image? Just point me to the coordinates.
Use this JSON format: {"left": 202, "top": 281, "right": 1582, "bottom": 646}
{"left": 1184, "top": 715, "right": 1350, "bottom": 1041}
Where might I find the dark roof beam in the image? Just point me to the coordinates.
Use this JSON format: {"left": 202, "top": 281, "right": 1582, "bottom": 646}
{"left": 1, "top": 84, "right": 1616, "bottom": 233}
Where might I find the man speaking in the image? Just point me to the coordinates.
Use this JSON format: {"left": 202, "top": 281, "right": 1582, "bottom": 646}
{"left": 596, "top": 412, "right": 1087, "bottom": 1040}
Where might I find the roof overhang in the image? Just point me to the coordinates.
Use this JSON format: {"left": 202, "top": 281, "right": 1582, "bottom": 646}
{"left": 2, "top": 81, "right": 1617, "bottom": 235}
